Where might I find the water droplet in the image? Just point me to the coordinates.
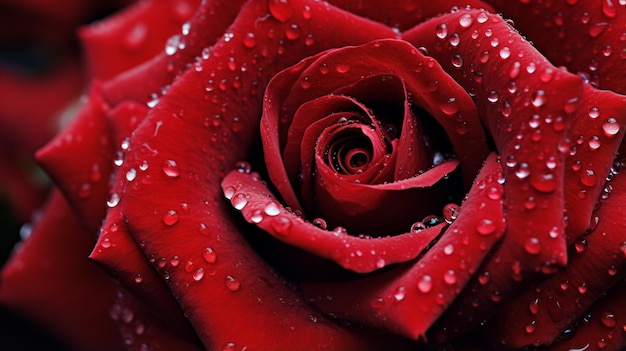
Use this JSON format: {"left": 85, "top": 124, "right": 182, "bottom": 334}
{"left": 477, "top": 11, "right": 489, "bottom": 23}
{"left": 443, "top": 244, "right": 455, "bottom": 255}
{"left": 107, "top": 193, "right": 121, "bottom": 208}
{"left": 271, "top": 216, "right": 291, "bottom": 236}
{"left": 448, "top": 33, "right": 460, "bottom": 46}
{"left": 335, "top": 63, "right": 350, "bottom": 73}
{"left": 443, "top": 270, "right": 457, "bottom": 285}
{"left": 515, "top": 162, "right": 530, "bottom": 179}
{"left": 601, "top": 311, "right": 616, "bottom": 327}
{"left": 580, "top": 169, "right": 598, "bottom": 187}
{"left": 242, "top": 32, "right": 257, "bottom": 48}
{"left": 499, "top": 47, "right": 511, "bottom": 59}
{"left": 393, "top": 286, "right": 406, "bottom": 301}
{"left": 487, "top": 90, "right": 499, "bottom": 103}
{"left": 193, "top": 267, "right": 205, "bottom": 281}
{"left": 459, "top": 13, "right": 474, "bottom": 27}
{"left": 531, "top": 90, "right": 546, "bottom": 108}
{"left": 441, "top": 97, "right": 459, "bottom": 115}
{"left": 476, "top": 218, "right": 496, "bottom": 235}
{"left": 225, "top": 275, "right": 241, "bottom": 291}
{"left": 125, "top": 168, "right": 137, "bottom": 182}
{"left": 251, "top": 210, "right": 263, "bottom": 223}
{"left": 478, "top": 272, "right": 490, "bottom": 285}
{"left": 263, "top": 202, "right": 280, "bottom": 216}
{"left": 589, "top": 22, "right": 609, "bottom": 38}
{"left": 442, "top": 203, "right": 460, "bottom": 222}
{"left": 574, "top": 239, "right": 587, "bottom": 253}
{"left": 202, "top": 247, "right": 217, "bottom": 264}
{"left": 231, "top": 193, "right": 248, "bottom": 210}
{"left": 285, "top": 24, "right": 300, "bottom": 40}
{"left": 165, "top": 34, "right": 181, "bottom": 56}
{"left": 588, "top": 135, "right": 601, "bottom": 150}
{"left": 602, "top": 117, "right": 620, "bottom": 137}
{"left": 602, "top": 0, "right": 617, "bottom": 18}
{"left": 451, "top": 54, "right": 463, "bottom": 68}
{"left": 524, "top": 237, "right": 541, "bottom": 255}
{"left": 525, "top": 321, "right": 536, "bottom": 334}
{"left": 530, "top": 172, "right": 556, "bottom": 193}
{"left": 417, "top": 275, "right": 433, "bottom": 293}
{"left": 162, "top": 160, "right": 180, "bottom": 178}
{"left": 162, "top": 210, "right": 179, "bottom": 226}
{"left": 312, "top": 218, "right": 327, "bottom": 230}
{"left": 435, "top": 23, "right": 448, "bottom": 39}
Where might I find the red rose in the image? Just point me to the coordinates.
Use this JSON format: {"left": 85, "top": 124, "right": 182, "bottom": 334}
{"left": 1, "top": 1, "right": 625, "bottom": 350}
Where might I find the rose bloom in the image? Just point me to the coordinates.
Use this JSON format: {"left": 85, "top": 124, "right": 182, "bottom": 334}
{"left": 1, "top": 0, "right": 625, "bottom": 350}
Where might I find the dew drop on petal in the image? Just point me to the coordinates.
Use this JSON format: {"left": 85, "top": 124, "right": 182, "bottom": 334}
{"left": 529, "top": 298, "right": 539, "bottom": 314}
{"left": 602, "top": 117, "right": 620, "bottom": 137}
{"left": 435, "top": 23, "right": 448, "bottom": 39}
{"left": 193, "top": 267, "right": 205, "bottom": 281}
{"left": 312, "top": 218, "right": 327, "bottom": 230}
{"left": 162, "top": 210, "right": 179, "bottom": 226}
{"left": 499, "top": 47, "right": 511, "bottom": 59}
{"left": 531, "top": 90, "right": 546, "bottom": 108}
{"left": 165, "top": 34, "right": 181, "bottom": 56}
{"left": 264, "top": 202, "right": 280, "bottom": 216}
{"left": 459, "top": 13, "right": 474, "bottom": 27}
{"left": 417, "top": 275, "right": 433, "bottom": 293}
{"left": 393, "top": 286, "right": 407, "bottom": 301}
{"left": 225, "top": 275, "right": 241, "bottom": 291}
{"left": 524, "top": 237, "right": 541, "bottom": 255}
{"left": 271, "top": 215, "right": 291, "bottom": 236}
{"left": 476, "top": 218, "right": 496, "bottom": 235}
{"left": 268, "top": 0, "right": 292, "bottom": 22}
{"left": 162, "top": 160, "right": 180, "bottom": 178}
{"left": 580, "top": 169, "right": 598, "bottom": 187}
{"left": 443, "top": 270, "right": 457, "bottom": 285}
{"left": 107, "top": 193, "right": 121, "bottom": 208}
{"left": 601, "top": 311, "right": 616, "bottom": 327}
{"left": 202, "top": 247, "right": 217, "bottom": 264}
{"left": 134, "top": 273, "right": 143, "bottom": 284}
{"left": 231, "top": 193, "right": 248, "bottom": 210}
{"left": 530, "top": 172, "right": 556, "bottom": 193}
{"left": 242, "top": 32, "right": 257, "bottom": 48}
{"left": 335, "top": 63, "right": 351, "bottom": 73}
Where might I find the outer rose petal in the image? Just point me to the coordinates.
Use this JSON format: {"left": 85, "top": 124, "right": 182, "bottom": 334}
{"left": 101, "top": 0, "right": 248, "bottom": 105}
{"left": 0, "top": 191, "right": 123, "bottom": 351}
{"left": 221, "top": 169, "right": 445, "bottom": 273}
{"left": 110, "top": 288, "right": 204, "bottom": 351}
{"left": 79, "top": 0, "right": 200, "bottom": 80}
{"left": 117, "top": 0, "right": 404, "bottom": 349}
{"left": 36, "top": 82, "right": 114, "bottom": 234}
{"left": 551, "top": 280, "right": 626, "bottom": 351}
{"left": 301, "top": 154, "right": 505, "bottom": 340}
{"left": 484, "top": 0, "right": 626, "bottom": 94}
{"left": 482, "top": 171, "right": 626, "bottom": 348}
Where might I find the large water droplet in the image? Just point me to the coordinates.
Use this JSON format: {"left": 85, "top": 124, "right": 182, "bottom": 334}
{"left": 580, "top": 169, "right": 598, "bottom": 187}
{"left": 417, "top": 275, "right": 433, "bottom": 293}
{"left": 231, "top": 193, "right": 248, "bottom": 210}
{"left": 476, "top": 218, "right": 496, "bottom": 235}
{"left": 601, "top": 311, "right": 616, "bottom": 327}
{"left": 435, "top": 23, "right": 448, "bottom": 39}
{"left": 530, "top": 172, "right": 556, "bottom": 193}
{"left": 203, "top": 247, "right": 217, "bottom": 264}
{"left": 162, "top": 210, "right": 179, "bottom": 226}
{"left": 162, "top": 160, "right": 180, "bottom": 178}
{"left": 165, "top": 34, "right": 181, "bottom": 56}
{"left": 193, "top": 267, "right": 205, "bottom": 281}
{"left": 524, "top": 237, "right": 541, "bottom": 255}
{"left": 443, "top": 270, "right": 457, "bottom": 285}
{"left": 225, "top": 275, "right": 241, "bottom": 291}
{"left": 393, "top": 286, "right": 407, "bottom": 301}
{"left": 107, "top": 193, "right": 121, "bottom": 208}
{"left": 268, "top": 0, "right": 293, "bottom": 22}
{"left": 602, "top": 117, "right": 620, "bottom": 137}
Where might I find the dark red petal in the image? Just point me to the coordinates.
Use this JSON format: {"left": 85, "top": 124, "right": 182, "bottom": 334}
{"left": 563, "top": 85, "right": 626, "bottom": 238}
{"left": 111, "top": 288, "right": 204, "bottom": 351}
{"left": 327, "top": 0, "right": 494, "bottom": 31}
{"left": 481, "top": 170, "right": 626, "bottom": 348}
{"left": 79, "top": 0, "right": 200, "bottom": 80}
{"left": 301, "top": 153, "right": 505, "bottom": 340}
{"left": 551, "top": 280, "right": 626, "bottom": 351}
{"left": 35, "top": 82, "right": 114, "bottom": 233}
{"left": 484, "top": 0, "right": 626, "bottom": 94}
{"left": 403, "top": 10, "right": 592, "bottom": 339}
{"left": 0, "top": 191, "right": 124, "bottom": 351}
{"left": 90, "top": 207, "right": 198, "bottom": 340}
{"left": 101, "top": 0, "right": 248, "bottom": 105}
{"left": 221, "top": 169, "right": 444, "bottom": 273}
{"left": 118, "top": 0, "right": 399, "bottom": 349}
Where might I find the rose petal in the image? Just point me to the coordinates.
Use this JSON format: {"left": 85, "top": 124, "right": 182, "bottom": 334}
{"left": 221, "top": 168, "right": 444, "bottom": 273}
{"left": 117, "top": 0, "right": 402, "bottom": 348}
{"left": 550, "top": 280, "right": 626, "bottom": 351}
{"left": 478, "top": 169, "right": 626, "bottom": 348}
{"left": 35, "top": 82, "right": 114, "bottom": 233}
{"left": 301, "top": 153, "right": 505, "bottom": 340}
{"left": 101, "top": 0, "right": 249, "bottom": 105}
{"left": 328, "top": 0, "right": 495, "bottom": 31}
{"left": 262, "top": 39, "right": 488, "bottom": 220}
{"left": 79, "top": 0, "right": 199, "bottom": 80}
{"left": 484, "top": 0, "right": 626, "bottom": 94}
{"left": 0, "top": 191, "right": 124, "bottom": 351}
{"left": 111, "top": 288, "right": 204, "bottom": 351}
